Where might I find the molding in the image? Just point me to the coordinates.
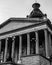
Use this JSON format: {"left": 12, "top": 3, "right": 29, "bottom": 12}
{"left": 0, "top": 18, "right": 52, "bottom": 39}
{"left": 0, "top": 24, "right": 47, "bottom": 39}
{"left": 21, "top": 54, "right": 50, "bottom": 62}
{"left": 21, "top": 54, "right": 39, "bottom": 58}
{"left": 47, "top": 25, "right": 52, "bottom": 34}
{"left": 0, "top": 18, "right": 51, "bottom": 29}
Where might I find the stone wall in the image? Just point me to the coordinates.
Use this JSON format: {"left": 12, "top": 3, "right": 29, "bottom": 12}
{"left": 0, "top": 55, "right": 51, "bottom": 65}
{"left": 40, "top": 56, "right": 50, "bottom": 65}
{"left": 21, "top": 55, "right": 50, "bottom": 65}
{"left": 21, "top": 55, "right": 40, "bottom": 65}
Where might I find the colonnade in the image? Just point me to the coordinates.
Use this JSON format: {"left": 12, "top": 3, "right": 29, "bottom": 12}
{"left": 0, "top": 29, "right": 51, "bottom": 63}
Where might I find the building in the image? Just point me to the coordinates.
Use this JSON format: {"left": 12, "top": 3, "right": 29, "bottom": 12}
{"left": 0, "top": 2, "right": 52, "bottom": 65}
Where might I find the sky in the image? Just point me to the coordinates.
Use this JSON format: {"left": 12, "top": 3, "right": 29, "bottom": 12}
{"left": 0, "top": 0, "right": 52, "bottom": 24}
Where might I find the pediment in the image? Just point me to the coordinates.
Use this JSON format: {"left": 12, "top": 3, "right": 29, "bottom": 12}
{"left": 0, "top": 20, "right": 35, "bottom": 34}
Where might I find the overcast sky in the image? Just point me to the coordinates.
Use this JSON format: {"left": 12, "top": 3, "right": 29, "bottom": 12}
{"left": 0, "top": 0, "right": 52, "bottom": 24}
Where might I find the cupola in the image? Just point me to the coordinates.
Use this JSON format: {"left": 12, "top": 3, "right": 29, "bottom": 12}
{"left": 27, "top": 2, "right": 46, "bottom": 18}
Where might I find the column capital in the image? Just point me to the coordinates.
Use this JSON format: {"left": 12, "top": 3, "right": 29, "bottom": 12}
{"left": 44, "top": 29, "right": 47, "bottom": 31}
{"left": 12, "top": 36, "right": 15, "bottom": 40}
{"left": 35, "top": 31, "right": 38, "bottom": 32}
{"left": 6, "top": 38, "right": 8, "bottom": 40}
{"left": 35, "top": 31, "right": 38, "bottom": 34}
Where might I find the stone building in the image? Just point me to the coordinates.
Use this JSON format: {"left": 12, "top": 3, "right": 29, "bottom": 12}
{"left": 0, "top": 2, "right": 52, "bottom": 65}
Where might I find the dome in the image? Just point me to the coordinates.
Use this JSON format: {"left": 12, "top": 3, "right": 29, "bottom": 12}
{"left": 28, "top": 3, "right": 45, "bottom": 18}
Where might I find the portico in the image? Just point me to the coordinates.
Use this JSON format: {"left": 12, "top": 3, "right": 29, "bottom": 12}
{"left": 0, "top": 27, "right": 51, "bottom": 63}
{"left": 0, "top": 2, "right": 52, "bottom": 65}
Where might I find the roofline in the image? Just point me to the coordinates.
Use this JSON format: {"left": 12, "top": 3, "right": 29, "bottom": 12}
{"left": 0, "top": 17, "right": 52, "bottom": 29}
{"left": 9, "top": 17, "right": 48, "bottom": 22}
{"left": 0, "top": 21, "right": 46, "bottom": 36}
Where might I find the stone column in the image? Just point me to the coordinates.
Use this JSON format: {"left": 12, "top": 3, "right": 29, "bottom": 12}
{"left": 15, "top": 49, "right": 18, "bottom": 63}
{"left": 35, "top": 31, "right": 39, "bottom": 54}
{"left": 0, "top": 40, "right": 1, "bottom": 62}
{"left": 44, "top": 29, "right": 49, "bottom": 58}
{"left": 11, "top": 36, "right": 15, "bottom": 60}
{"left": 4, "top": 38, "right": 8, "bottom": 62}
{"left": 27, "top": 33, "right": 30, "bottom": 55}
{"left": 49, "top": 33, "right": 51, "bottom": 56}
{"left": 0, "top": 40, "right": 1, "bottom": 53}
{"left": 18, "top": 35, "right": 22, "bottom": 63}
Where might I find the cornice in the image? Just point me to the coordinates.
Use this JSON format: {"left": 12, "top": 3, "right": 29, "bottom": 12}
{"left": 0, "top": 18, "right": 49, "bottom": 29}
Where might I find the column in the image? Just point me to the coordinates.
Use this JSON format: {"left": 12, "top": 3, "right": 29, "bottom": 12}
{"left": 0, "top": 40, "right": 2, "bottom": 62}
{"left": 18, "top": 35, "right": 22, "bottom": 63}
{"left": 49, "top": 33, "right": 51, "bottom": 48}
{"left": 49, "top": 33, "right": 51, "bottom": 56}
{"left": 0, "top": 40, "right": 1, "bottom": 53}
{"left": 44, "top": 29, "right": 49, "bottom": 58}
{"left": 4, "top": 38, "right": 8, "bottom": 62}
{"left": 11, "top": 36, "right": 15, "bottom": 60}
{"left": 15, "top": 49, "right": 18, "bottom": 63}
{"left": 27, "top": 33, "right": 30, "bottom": 55}
{"left": 35, "top": 31, "right": 39, "bottom": 54}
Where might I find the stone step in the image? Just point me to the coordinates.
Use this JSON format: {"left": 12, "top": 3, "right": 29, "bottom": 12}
{"left": 0, "top": 62, "right": 22, "bottom": 65}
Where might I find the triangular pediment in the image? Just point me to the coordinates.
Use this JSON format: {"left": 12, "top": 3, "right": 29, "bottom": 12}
{"left": 0, "top": 18, "right": 36, "bottom": 34}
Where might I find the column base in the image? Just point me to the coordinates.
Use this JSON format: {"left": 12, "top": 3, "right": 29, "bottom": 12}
{"left": 47, "top": 56, "right": 50, "bottom": 59}
{"left": 17, "top": 60, "right": 22, "bottom": 64}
